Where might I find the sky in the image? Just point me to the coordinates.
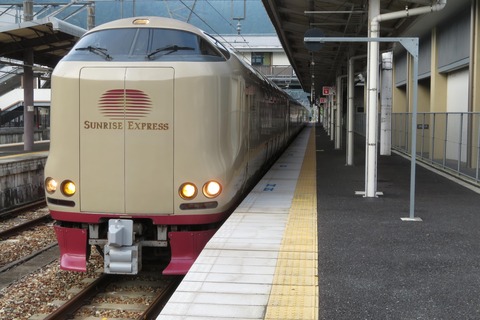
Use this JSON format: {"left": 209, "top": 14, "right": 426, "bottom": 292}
{"left": 0, "top": 0, "right": 276, "bottom": 36}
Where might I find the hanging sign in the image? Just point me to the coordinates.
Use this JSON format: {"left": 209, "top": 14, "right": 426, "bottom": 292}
{"left": 304, "top": 28, "right": 324, "bottom": 52}
{"left": 322, "top": 86, "right": 336, "bottom": 95}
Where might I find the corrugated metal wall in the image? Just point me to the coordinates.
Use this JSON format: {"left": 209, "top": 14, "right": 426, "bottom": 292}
{"left": 394, "top": 7, "right": 471, "bottom": 87}
{"left": 437, "top": 8, "right": 470, "bottom": 73}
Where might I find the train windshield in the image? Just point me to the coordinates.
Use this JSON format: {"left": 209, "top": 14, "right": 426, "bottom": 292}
{"left": 65, "top": 28, "right": 226, "bottom": 62}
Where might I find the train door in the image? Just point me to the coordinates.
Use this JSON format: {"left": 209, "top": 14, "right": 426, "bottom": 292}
{"left": 124, "top": 67, "right": 174, "bottom": 214}
{"left": 79, "top": 67, "right": 174, "bottom": 214}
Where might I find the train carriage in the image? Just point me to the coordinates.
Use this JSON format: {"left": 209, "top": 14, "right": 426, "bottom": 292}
{"left": 44, "top": 16, "right": 307, "bottom": 275}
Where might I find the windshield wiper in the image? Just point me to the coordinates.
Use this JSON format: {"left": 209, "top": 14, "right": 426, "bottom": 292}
{"left": 75, "top": 46, "right": 113, "bottom": 61}
{"left": 147, "top": 45, "right": 195, "bottom": 60}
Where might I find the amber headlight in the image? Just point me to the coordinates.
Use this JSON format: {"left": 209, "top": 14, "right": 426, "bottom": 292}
{"left": 61, "top": 180, "right": 76, "bottom": 197}
{"left": 203, "top": 181, "right": 222, "bottom": 198}
{"left": 179, "top": 183, "right": 197, "bottom": 200}
{"left": 45, "top": 177, "right": 58, "bottom": 194}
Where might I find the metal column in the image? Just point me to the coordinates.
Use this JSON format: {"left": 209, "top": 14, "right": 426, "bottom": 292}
{"left": 23, "top": 0, "right": 34, "bottom": 151}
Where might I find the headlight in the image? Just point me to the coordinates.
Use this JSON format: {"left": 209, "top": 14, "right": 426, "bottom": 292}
{"left": 203, "top": 181, "right": 222, "bottom": 198}
{"left": 61, "top": 180, "right": 76, "bottom": 197}
{"left": 45, "top": 177, "right": 58, "bottom": 194}
{"left": 179, "top": 182, "right": 197, "bottom": 200}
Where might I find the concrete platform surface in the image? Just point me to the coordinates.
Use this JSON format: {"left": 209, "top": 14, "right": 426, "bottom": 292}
{"left": 316, "top": 125, "right": 480, "bottom": 320}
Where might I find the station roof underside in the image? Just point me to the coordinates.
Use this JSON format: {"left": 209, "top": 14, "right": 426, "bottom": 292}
{"left": 0, "top": 1, "right": 468, "bottom": 95}
{"left": 261, "top": 0, "right": 468, "bottom": 94}
{"left": 0, "top": 17, "right": 85, "bottom": 68}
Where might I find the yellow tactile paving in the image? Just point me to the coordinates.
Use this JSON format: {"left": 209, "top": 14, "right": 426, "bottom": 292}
{"left": 265, "top": 127, "right": 318, "bottom": 320}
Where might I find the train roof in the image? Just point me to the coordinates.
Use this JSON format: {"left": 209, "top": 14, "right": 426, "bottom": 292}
{"left": 84, "top": 16, "right": 205, "bottom": 36}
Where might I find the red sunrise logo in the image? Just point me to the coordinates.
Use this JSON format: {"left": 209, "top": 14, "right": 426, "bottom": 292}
{"left": 99, "top": 89, "right": 153, "bottom": 120}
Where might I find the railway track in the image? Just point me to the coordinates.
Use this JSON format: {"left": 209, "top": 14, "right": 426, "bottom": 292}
{"left": 0, "top": 199, "right": 46, "bottom": 220}
{"left": 42, "top": 273, "right": 182, "bottom": 319}
{"left": 0, "top": 203, "right": 55, "bottom": 274}
{"left": 0, "top": 243, "right": 57, "bottom": 274}
{"left": 1, "top": 202, "right": 182, "bottom": 319}
{"left": 0, "top": 213, "right": 52, "bottom": 239}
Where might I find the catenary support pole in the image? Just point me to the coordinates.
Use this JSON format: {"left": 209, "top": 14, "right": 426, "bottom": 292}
{"left": 87, "top": 3, "right": 95, "bottom": 30}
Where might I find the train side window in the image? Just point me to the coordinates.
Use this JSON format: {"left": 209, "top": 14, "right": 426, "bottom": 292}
{"left": 198, "top": 38, "right": 223, "bottom": 57}
{"left": 145, "top": 29, "right": 225, "bottom": 61}
{"left": 203, "top": 32, "right": 231, "bottom": 59}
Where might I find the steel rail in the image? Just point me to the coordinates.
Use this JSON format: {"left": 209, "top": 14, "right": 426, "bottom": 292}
{"left": 0, "top": 199, "right": 46, "bottom": 220}
{"left": 43, "top": 274, "right": 113, "bottom": 320}
{"left": 138, "top": 276, "right": 182, "bottom": 320}
{"left": 0, "top": 243, "right": 57, "bottom": 273}
{"left": 0, "top": 213, "right": 51, "bottom": 238}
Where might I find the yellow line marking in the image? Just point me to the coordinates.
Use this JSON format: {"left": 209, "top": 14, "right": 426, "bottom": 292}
{"left": 265, "top": 127, "right": 318, "bottom": 320}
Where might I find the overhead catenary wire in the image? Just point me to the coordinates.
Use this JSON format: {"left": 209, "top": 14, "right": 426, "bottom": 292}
{"left": 179, "top": 0, "right": 254, "bottom": 56}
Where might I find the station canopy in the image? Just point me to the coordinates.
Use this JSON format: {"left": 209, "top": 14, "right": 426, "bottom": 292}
{"left": 0, "top": 16, "right": 85, "bottom": 68}
{"left": 261, "top": 0, "right": 466, "bottom": 94}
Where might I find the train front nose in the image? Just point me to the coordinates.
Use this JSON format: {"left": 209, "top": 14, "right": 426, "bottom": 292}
{"left": 79, "top": 67, "right": 174, "bottom": 215}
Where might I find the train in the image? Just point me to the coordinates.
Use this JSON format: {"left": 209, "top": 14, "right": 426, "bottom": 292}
{"left": 44, "top": 16, "right": 308, "bottom": 275}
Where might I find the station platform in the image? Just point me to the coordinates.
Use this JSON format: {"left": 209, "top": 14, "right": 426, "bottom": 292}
{"left": 0, "top": 140, "right": 49, "bottom": 159}
{"left": 158, "top": 125, "right": 318, "bottom": 319}
{"left": 315, "top": 126, "right": 480, "bottom": 319}
{"left": 0, "top": 141, "right": 49, "bottom": 213}
{"left": 159, "top": 123, "right": 480, "bottom": 319}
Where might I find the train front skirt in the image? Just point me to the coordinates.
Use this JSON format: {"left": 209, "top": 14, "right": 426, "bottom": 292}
{"left": 164, "top": 229, "right": 217, "bottom": 275}
{"left": 54, "top": 218, "right": 219, "bottom": 275}
{"left": 54, "top": 226, "right": 88, "bottom": 272}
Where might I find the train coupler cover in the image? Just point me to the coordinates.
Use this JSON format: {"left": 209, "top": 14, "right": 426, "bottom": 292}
{"left": 104, "top": 219, "right": 141, "bottom": 274}
{"left": 104, "top": 244, "right": 141, "bottom": 274}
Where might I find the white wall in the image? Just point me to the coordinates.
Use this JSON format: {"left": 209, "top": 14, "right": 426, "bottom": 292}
{"left": 446, "top": 68, "right": 469, "bottom": 113}
{"left": 272, "top": 52, "right": 290, "bottom": 65}
{"left": 0, "top": 89, "right": 51, "bottom": 111}
{"left": 446, "top": 68, "right": 469, "bottom": 161}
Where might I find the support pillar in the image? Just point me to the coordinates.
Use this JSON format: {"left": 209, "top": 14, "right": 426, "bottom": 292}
{"left": 329, "top": 94, "right": 335, "bottom": 141}
{"left": 380, "top": 52, "right": 393, "bottom": 156}
{"left": 23, "top": 0, "right": 34, "bottom": 151}
{"left": 347, "top": 59, "right": 355, "bottom": 165}
{"left": 364, "top": 0, "right": 381, "bottom": 197}
{"left": 335, "top": 76, "right": 344, "bottom": 150}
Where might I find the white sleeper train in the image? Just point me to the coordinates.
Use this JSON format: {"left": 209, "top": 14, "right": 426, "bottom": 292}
{"left": 44, "top": 16, "right": 307, "bottom": 275}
